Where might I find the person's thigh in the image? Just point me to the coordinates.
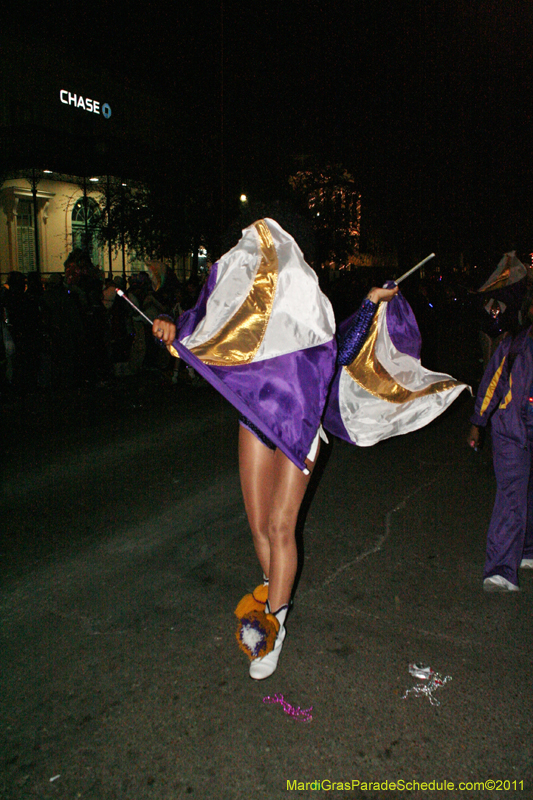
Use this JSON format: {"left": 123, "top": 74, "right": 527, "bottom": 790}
{"left": 238, "top": 425, "right": 276, "bottom": 533}
{"left": 268, "top": 442, "right": 320, "bottom": 534}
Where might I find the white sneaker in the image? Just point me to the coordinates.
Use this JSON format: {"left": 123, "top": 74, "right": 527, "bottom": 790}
{"left": 249, "top": 625, "right": 286, "bottom": 680}
{"left": 483, "top": 575, "right": 519, "bottom": 592}
{"left": 520, "top": 558, "right": 533, "bottom": 569}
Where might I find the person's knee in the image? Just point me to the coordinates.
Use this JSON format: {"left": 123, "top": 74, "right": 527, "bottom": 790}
{"left": 267, "top": 518, "right": 296, "bottom": 548}
{"left": 250, "top": 521, "right": 270, "bottom": 545}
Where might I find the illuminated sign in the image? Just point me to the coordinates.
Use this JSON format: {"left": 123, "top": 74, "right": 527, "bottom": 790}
{"left": 59, "top": 90, "right": 112, "bottom": 119}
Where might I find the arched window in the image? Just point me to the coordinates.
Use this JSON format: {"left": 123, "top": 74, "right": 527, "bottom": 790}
{"left": 16, "top": 199, "right": 37, "bottom": 272}
{"left": 71, "top": 197, "right": 103, "bottom": 267}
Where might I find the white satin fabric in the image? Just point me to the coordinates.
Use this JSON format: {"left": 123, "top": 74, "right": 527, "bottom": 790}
{"left": 306, "top": 425, "right": 329, "bottom": 468}
{"left": 339, "top": 303, "right": 470, "bottom": 446}
{"left": 180, "top": 219, "right": 335, "bottom": 361}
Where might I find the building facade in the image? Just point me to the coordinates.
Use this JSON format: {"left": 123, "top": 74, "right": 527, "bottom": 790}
{"left": 0, "top": 35, "right": 191, "bottom": 282}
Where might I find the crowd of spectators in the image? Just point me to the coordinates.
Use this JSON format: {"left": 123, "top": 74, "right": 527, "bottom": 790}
{"left": 0, "top": 249, "right": 202, "bottom": 397}
{"left": 1, "top": 247, "right": 523, "bottom": 402}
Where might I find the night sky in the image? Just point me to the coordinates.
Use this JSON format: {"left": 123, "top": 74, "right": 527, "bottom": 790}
{"left": 6, "top": 0, "right": 533, "bottom": 264}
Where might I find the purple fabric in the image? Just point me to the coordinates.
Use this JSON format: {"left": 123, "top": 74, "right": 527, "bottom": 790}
{"left": 323, "top": 289, "right": 423, "bottom": 442}
{"left": 484, "top": 431, "right": 533, "bottom": 585}
{"left": 239, "top": 415, "right": 276, "bottom": 450}
{"left": 385, "top": 292, "right": 422, "bottom": 360}
{"left": 324, "top": 295, "right": 376, "bottom": 443}
{"left": 337, "top": 288, "right": 421, "bottom": 362}
{"left": 337, "top": 303, "right": 368, "bottom": 340}
{"left": 175, "top": 339, "right": 337, "bottom": 471}
{"left": 172, "top": 258, "right": 337, "bottom": 470}
{"left": 470, "top": 326, "right": 533, "bottom": 584}
{"left": 337, "top": 298, "right": 377, "bottom": 366}
{"left": 471, "top": 327, "right": 533, "bottom": 446}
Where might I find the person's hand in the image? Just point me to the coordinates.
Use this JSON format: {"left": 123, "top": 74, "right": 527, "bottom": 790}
{"left": 367, "top": 285, "right": 399, "bottom": 304}
{"left": 467, "top": 425, "right": 481, "bottom": 451}
{"left": 153, "top": 317, "right": 176, "bottom": 346}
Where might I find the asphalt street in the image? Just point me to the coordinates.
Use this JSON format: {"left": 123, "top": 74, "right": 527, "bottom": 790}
{"left": 1, "top": 365, "right": 532, "bottom": 800}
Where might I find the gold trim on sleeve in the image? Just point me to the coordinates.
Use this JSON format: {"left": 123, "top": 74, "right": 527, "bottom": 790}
{"left": 499, "top": 374, "right": 513, "bottom": 409}
{"left": 190, "top": 220, "right": 278, "bottom": 366}
{"left": 479, "top": 356, "right": 506, "bottom": 416}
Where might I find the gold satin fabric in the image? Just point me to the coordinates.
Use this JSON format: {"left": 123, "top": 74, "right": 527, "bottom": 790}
{"left": 189, "top": 220, "right": 278, "bottom": 366}
{"left": 345, "top": 304, "right": 460, "bottom": 403}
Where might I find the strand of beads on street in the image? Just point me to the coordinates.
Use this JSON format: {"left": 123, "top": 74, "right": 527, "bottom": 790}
{"left": 263, "top": 693, "right": 313, "bottom": 722}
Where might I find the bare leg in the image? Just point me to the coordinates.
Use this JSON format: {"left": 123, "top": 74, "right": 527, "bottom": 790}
{"left": 266, "top": 445, "right": 319, "bottom": 610}
{"left": 238, "top": 426, "right": 275, "bottom": 578}
{"left": 239, "top": 428, "right": 322, "bottom": 680}
{"left": 238, "top": 424, "right": 320, "bottom": 611}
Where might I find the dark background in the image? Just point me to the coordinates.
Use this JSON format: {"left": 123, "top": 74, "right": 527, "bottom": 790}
{"left": 3, "top": 0, "right": 533, "bottom": 266}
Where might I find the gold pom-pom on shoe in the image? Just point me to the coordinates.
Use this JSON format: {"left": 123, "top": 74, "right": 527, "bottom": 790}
{"left": 234, "top": 583, "right": 269, "bottom": 619}
{"left": 236, "top": 609, "right": 279, "bottom": 661}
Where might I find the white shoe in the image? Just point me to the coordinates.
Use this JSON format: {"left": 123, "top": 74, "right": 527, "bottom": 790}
{"left": 249, "top": 625, "right": 286, "bottom": 680}
{"left": 249, "top": 603, "right": 288, "bottom": 680}
{"left": 520, "top": 558, "right": 533, "bottom": 569}
{"left": 483, "top": 575, "right": 519, "bottom": 592}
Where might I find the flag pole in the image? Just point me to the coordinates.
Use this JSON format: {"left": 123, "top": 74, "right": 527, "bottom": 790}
{"left": 116, "top": 288, "right": 180, "bottom": 357}
{"left": 116, "top": 288, "right": 154, "bottom": 326}
{"left": 395, "top": 253, "right": 435, "bottom": 285}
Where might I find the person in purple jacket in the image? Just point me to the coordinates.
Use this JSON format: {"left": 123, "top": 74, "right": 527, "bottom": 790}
{"left": 468, "top": 304, "right": 533, "bottom": 591}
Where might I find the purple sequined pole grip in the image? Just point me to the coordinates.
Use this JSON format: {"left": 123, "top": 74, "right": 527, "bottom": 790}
{"left": 337, "top": 298, "right": 377, "bottom": 366}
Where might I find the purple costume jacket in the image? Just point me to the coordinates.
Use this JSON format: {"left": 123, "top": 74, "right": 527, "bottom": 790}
{"left": 471, "top": 327, "right": 533, "bottom": 446}
{"left": 471, "top": 326, "right": 533, "bottom": 584}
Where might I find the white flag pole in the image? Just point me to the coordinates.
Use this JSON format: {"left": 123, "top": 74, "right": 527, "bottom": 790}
{"left": 116, "top": 288, "right": 180, "bottom": 357}
{"left": 395, "top": 253, "right": 435, "bottom": 285}
{"left": 116, "top": 288, "right": 154, "bottom": 326}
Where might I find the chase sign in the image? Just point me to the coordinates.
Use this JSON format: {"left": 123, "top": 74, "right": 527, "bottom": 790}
{"left": 60, "top": 90, "right": 112, "bottom": 119}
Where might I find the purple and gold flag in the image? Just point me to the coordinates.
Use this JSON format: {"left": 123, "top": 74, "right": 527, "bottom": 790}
{"left": 324, "top": 292, "right": 469, "bottom": 446}
{"left": 173, "top": 219, "right": 337, "bottom": 471}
